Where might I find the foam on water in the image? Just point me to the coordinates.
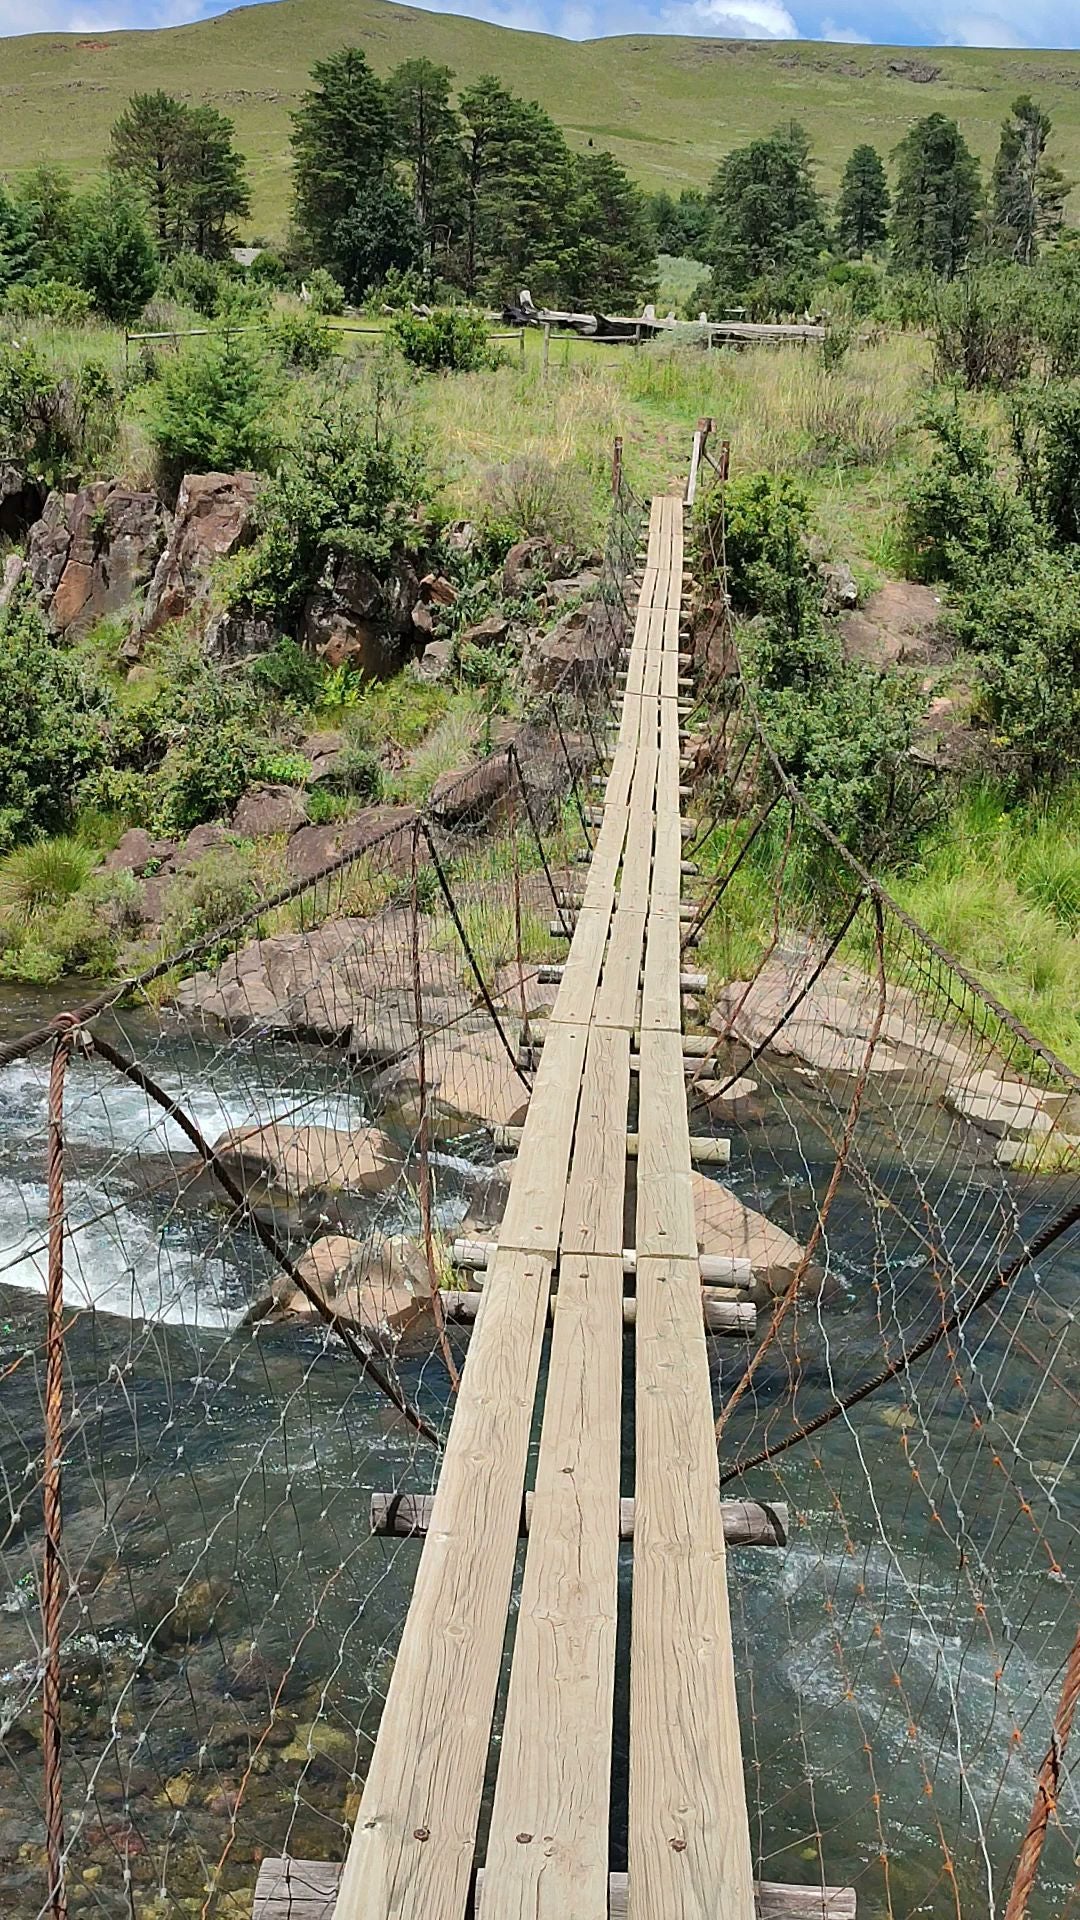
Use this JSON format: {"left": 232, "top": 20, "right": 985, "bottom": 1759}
{"left": 0, "top": 1176, "right": 240, "bottom": 1329}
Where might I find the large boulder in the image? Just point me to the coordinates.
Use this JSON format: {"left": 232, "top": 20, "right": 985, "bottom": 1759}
{"left": 229, "top": 784, "right": 307, "bottom": 839}
{"left": 276, "top": 1233, "right": 431, "bottom": 1343}
{"left": 302, "top": 592, "right": 383, "bottom": 675}
{"left": 691, "top": 1171, "right": 809, "bottom": 1303}
{"left": 102, "top": 828, "right": 178, "bottom": 878}
{"left": 172, "top": 900, "right": 466, "bottom": 1045}
{"left": 284, "top": 805, "right": 417, "bottom": 883}
{"left": 134, "top": 472, "right": 258, "bottom": 652}
{"left": 429, "top": 752, "right": 514, "bottom": 826}
{"left": 211, "top": 1123, "right": 400, "bottom": 1200}
{"left": 28, "top": 482, "right": 166, "bottom": 637}
{"left": 378, "top": 1029, "right": 531, "bottom": 1138}
{"left": 503, "top": 536, "right": 554, "bottom": 598}
{"left": 525, "top": 597, "right": 622, "bottom": 695}
{"left": 203, "top": 607, "right": 281, "bottom": 661}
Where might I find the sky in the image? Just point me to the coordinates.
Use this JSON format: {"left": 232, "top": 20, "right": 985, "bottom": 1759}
{"left": 3, "top": 0, "right": 1079, "bottom": 54}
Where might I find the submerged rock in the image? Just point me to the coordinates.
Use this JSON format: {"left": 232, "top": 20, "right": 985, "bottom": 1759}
{"left": 691, "top": 1170, "right": 810, "bottom": 1302}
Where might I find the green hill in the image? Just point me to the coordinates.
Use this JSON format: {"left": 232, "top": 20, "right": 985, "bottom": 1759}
{"left": 3, "top": 0, "right": 1080, "bottom": 236}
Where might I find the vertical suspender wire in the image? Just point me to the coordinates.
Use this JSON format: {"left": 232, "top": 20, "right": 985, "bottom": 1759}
{"left": 509, "top": 760, "right": 532, "bottom": 1052}
{"left": 411, "top": 826, "right": 459, "bottom": 1395}
{"left": 42, "top": 1023, "right": 73, "bottom": 1920}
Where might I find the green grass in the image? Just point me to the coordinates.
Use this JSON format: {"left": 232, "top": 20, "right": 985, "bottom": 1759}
{"left": 3, "top": 1, "right": 1080, "bottom": 236}
{"left": 886, "top": 782, "right": 1080, "bottom": 1070}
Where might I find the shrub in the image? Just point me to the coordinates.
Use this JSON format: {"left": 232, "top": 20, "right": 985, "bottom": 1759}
{"left": 266, "top": 309, "right": 334, "bottom": 370}
{"left": 478, "top": 453, "right": 595, "bottom": 551}
{"left": 159, "top": 850, "right": 258, "bottom": 964}
{"left": 305, "top": 267, "right": 345, "bottom": 316}
{"left": 930, "top": 271, "right": 1034, "bottom": 392}
{"left": 253, "top": 748, "right": 312, "bottom": 785}
{"left": 3, "top": 280, "right": 94, "bottom": 324}
{"left": 957, "top": 550, "right": 1080, "bottom": 788}
{"left": 0, "top": 341, "right": 120, "bottom": 485}
{"left": 390, "top": 309, "right": 493, "bottom": 373}
{"left": 1013, "top": 381, "right": 1080, "bottom": 549}
{"left": 0, "top": 597, "right": 109, "bottom": 847}
{"left": 901, "top": 401, "right": 1036, "bottom": 586}
{"left": 713, "top": 471, "right": 811, "bottom": 611}
{"left": 160, "top": 251, "right": 233, "bottom": 318}
{"left": 74, "top": 183, "right": 160, "bottom": 325}
{"left": 0, "top": 836, "right": 96, "bottom": 923}
{"left": 319, "top": 741, "right": 383, "bottom": 801}
{"left": 143, "top": 333, "right": 284, "bottom": 496}
{"left": 246, "top": 637, "right": 325, "bottom": 709}
{"left": 154, "top": 714, "right": 259, "bottom": 833}
{"left": 227, "top": 376, "right": 431, "bottom": 619}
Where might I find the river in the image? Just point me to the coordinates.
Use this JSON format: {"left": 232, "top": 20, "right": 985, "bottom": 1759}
{"left": 0, "top": 989, "right": 1076, "bottom": 1918}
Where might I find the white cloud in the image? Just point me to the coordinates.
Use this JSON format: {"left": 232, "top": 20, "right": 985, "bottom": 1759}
{"left": 0, "top": 0, "right": 221, "bottom": 31}
{"left": 662, "top": 0, "right": 798, "bottom": 34}
{"left": 819, "top": 15, "right": 872, "bottom": 36}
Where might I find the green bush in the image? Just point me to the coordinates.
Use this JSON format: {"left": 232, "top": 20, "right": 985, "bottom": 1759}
{"left": 253, "top": 748, "right": 312, "bottom": 785}
{"left": 0, "top": 845, "right": 142, "bottom": 983}
{"left": 713, "top": 471, "right": 812, "bottom": 612}
{"left": 159, "top": 251, "right": 234, "bottom": 318}
{"left": 227, "top": 376, "right": 431, "bottom": 619}
{"left": 246, "top": 637, "right": 325, "bottom": 709}
{"left": 390, "top": 309, "right": 493, "bottom": 373}
{"left": 154, "top": 715, "right": 259, "bottom": 833}
{"left": 1013, "top": 381, "right": 1080, "bottom": 549}
{"left": 954, "top": 551, "right": 1080, "bottom": 787}
{"left": 0, "top": 341, "right": 120, "bottom": 484}
{"left": 266, "top": 309, "right": 334, "bottom": 369}
{"left": 0, "top": 597, "right": 109, "bottom": 847}
{"left": 305, "top": 267, "right": 345, "bottom": 316}
{"left": 901, "top": 402, "right": 1036, "bottom": 586}
{"left": 930, "top": 270, "right": 1034, "bottom": 391}
{"left": 74, "top": 183, "right": 159, "bottom": 325}
{"left": 159, "top": 850, "right": 258, "bottom": 965}
{"left": 143, "top": 333, "right": 283, "bottom": 496}
{"left": 3, "top": 280, "right": 93, "bottom": 324}
{"left": 319, "top": 741, "right": 383, "bottom": 801}
{"left": 0, "top": 836, "right": 96, "bottom": 923}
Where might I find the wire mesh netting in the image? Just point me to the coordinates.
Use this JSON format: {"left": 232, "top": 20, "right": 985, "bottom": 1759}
{"left": 0, "top": 477, "right": 642, "bottom": 1920}
{"left": 679, "top": 468, "right": 1080, "bottom": 1920}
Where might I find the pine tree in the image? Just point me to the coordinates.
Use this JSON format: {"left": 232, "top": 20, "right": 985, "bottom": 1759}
{"left": 110, "top": 90, "right": 249, "bottom": 258}
{"left": 182, "top": 106, "right": 251, "bottom": 258}
{"left": 334, "top": 176, "right": 421, "bottom": 301}
{"left": 570, "top": 151, "right": 656, "bottom": 309}
{"left": 291, "top": 47, "right": 393, "bottom": 276}
{"left": 835, "top": 144, "right": 890, "bottom": 257}
{"left": 457, "top": 79, "right": 574, "bottom": 303}
{"left": 891, "top": 114, "right": 981, "bottom": 280}
{"left": 991, "top": 95, "right": 1068, "bottom": 266}
{"left": 75, "top": 182, "right": 160, "bottom": 324}
{"left": 0, "top": 185, "right": 35, "bottom": 295}
{"left": 110, "top": 91, "right": 189, "bottom": 254}
{"left": 388, "top": 59, "right": 461, "bottom": 289}
{"left": 706, "top": 122, "right": 827, "bottom": 296}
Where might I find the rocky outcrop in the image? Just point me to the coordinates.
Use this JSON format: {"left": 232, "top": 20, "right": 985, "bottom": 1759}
{"left": 229, "top": 784, "right": 307, "bottom": 839}
{"left": 283, "top": 805, "right": 416, "bottom": 883}
{"left": 429, "top": 752, "right": 514, "bottom": 826}
{"left": 102, "top": 828, "right": 178, "bottom": 878}
{"left": 711, "top": 943, "right": 973, "bottom": 1081}
{"left": 302, "top": 552, "right": 432, "bottom": 676}
{"left": 173, "top": 902, "right": 467, "bottom": 1046}
{"left": 503, "top": 536, "right": 554, "bottom": 598}
{"left": 28, "top": 483, "right": 166, "bottom": 637}
{"left": 415, "top": 639, "right": 453, "bottom": 683}
{"left": 210, "top": 1123, "right": 400, "bottom": 1200}
{"left": 203, "top": 606, "right": 281, "bottom": 661}
{"left": 299, "top": 731, "right": 346, "bottom": 784}
{"left": 377, "top": 1029, "right": 531, "bottom": 1137}
{"left": 524, "top": 596, "right": 622, "bottom": 694}
{"left": 133, "top": 472, "right": 258, "bottom": 654}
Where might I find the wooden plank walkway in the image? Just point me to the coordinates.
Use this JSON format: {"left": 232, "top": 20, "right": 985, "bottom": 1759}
{"left": 253, "top": 488, "right": 849, "bottom": 1920}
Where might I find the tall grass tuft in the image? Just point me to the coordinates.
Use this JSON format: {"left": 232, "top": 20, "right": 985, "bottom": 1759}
{"left": 0, "top": 838, "right": 97, "bottom": 925}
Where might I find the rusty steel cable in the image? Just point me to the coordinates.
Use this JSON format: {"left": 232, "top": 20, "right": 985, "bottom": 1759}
{"left": 41, "top": 1025, "right": 73, "bottom": 1920}
{"left": 1003, "top": 1616, "right": 1080, "bottom": 1920}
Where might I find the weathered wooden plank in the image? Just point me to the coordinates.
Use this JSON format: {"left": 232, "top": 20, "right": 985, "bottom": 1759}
{"left": 560, "top": 1027, "right": 632, "bottom": 1255}
{"left": 633, "top": 1028, "right": 697, "bottom": 1259}
{"left": 258, "top": 1861, "right": 854, "bottom": 1920}
{"left": 497, "top": 1024, "right": 589, "bottom": 1255}
{"left": 330, "top": 1248, "right": 553, "bottom": 1920}
{"left": 371, "top": 1493, "right": 787, "bottom": 1545}
{"left": 481, "top": 1251, "right": 623, "bottom": 1917}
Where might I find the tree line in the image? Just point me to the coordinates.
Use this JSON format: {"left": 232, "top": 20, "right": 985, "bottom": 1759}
{"left": 288, "top": 48, "right": 656, "bottom": 308}
{"left": 650, "top": 97, "right": 1070, "bottom": 315}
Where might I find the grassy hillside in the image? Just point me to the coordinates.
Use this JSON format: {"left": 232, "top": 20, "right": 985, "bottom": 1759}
{"left": 2, "top": 0, "right": 1080, "bottom": 237}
